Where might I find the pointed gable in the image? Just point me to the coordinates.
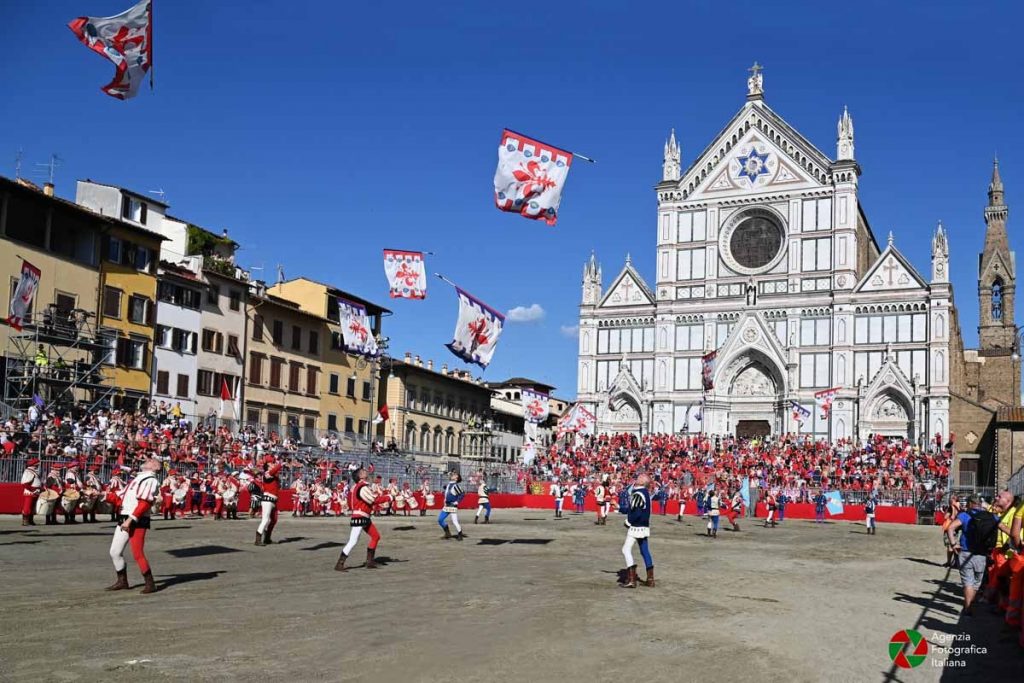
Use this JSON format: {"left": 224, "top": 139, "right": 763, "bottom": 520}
{"left": 598, "top": 259, "right": 655, "bottom": 309}
{"left": 854, "top": 239, "right": 928, "bottom": 293}
{"left": 674, "top": 101, "right": 834, "bottom": 202}
{"left": 714, "top": 311, "right": 789, "bottom": 382}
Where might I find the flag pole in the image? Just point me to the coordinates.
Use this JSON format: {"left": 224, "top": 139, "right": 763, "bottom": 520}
{"left": 434, "top": 273, "right": 459, "bottom": 289}
{"left": 148, "top": 0, "right": 154, "bottom": 91}
{"left": 505, "top": 128, "right": 596, "bottom": 163}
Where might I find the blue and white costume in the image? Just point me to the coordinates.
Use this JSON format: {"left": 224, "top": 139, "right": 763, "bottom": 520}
{"left": 438, "top": 480, "right": 465, "bottom": 539}
{"left": 865, "top": 496, "right": 877, "bottom": 534}
{"left": 474, "top": 482, "right": 491, "bottom": 523}
{"left": 621, "top": 486, "right": 654, "bottom": 588}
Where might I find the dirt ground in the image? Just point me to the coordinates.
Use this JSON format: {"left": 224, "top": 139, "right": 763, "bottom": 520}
{"left": 0, "top": 509, "right": 1022, "bottom": 683}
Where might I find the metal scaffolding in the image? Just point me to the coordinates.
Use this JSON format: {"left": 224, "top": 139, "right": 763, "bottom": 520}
{"left": 2, "top": 305, "right": 116, "bottom": 417}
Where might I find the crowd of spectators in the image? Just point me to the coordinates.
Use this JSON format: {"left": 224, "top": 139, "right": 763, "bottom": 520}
{"left": 524, "top": 432, "right": 952, "bottom": 503}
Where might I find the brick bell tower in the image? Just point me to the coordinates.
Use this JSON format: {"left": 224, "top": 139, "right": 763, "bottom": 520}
{"left": 977, "top": 157, "right": 1021, "bottom": 406}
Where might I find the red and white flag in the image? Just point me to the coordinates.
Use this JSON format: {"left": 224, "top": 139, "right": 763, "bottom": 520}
{"left": 814, "top": 387, "right": 840, "bottom": 420}
{"left": 338, "top": 299, "right": 379, "bottom": 357}
{"left": 218, "top": 377, "right": 233, "bottom": 418}
{"left": 372, "top": 405, "right": 389, "bottom": 425}
{"left": 494, "top": 129, "right": 573, "bottom": 226}
{"left": 68, "top": 0, "right": 152, "bottom": 100}
{"left": 6, "top": 260, "right": 41, "bottom": 331}
{"left": 383, "top": 249, "right": 426, "bottom": 299}
{"left": 445, "top": 288, "right": 504, "bottom": 369}
{"left": 701, "top": 350, "right": 717, "bottom": 391}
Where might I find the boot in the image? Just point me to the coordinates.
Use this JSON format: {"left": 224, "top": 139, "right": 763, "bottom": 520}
{"left": 21, "top": 514, "right": 30, "bottom": 526}
{"left": 90, "top": 512, "right": 97, "bottom": 523}
{"left": 262, "top": 530, "right": 273, "bottom": 545}
{"left": 27, "top": 514, "right": 35, "bottom": 526}
{"left": 643, "top": 566, "right": 655, "bottom": 588}
{"left": 140, "top": 570, "right": 157, "bottom": 594}
{"left": 105, "top": 569, "right": 129, "bottom": 591}
{"left": 365, "top": 548, "right": 377, "bottom": 569}
{"left": 442, "top": 526, "right": 452, "bottom": 540}
{"left": 456, "top": 530, "right": 465, "bottom": 541}
{"left": 474, "top": 516, "right": 479, "bottom": 524}
{"left": 484, "top": 517, "right": 490, "bottom": 524}
{"left": 335, "top": 552, "right": 348, "bottom": 571}
{"left": 620, "top": 565, "right": 638, "bottom": 589}
{"left": 255, "top": 532, "right": 265, "bottom": 546}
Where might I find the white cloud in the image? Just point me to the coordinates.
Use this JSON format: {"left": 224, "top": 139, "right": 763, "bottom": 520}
{"left": 507, "top": 303, "right": 545, "bottom": 323}
{"left": 560, "top": 325, "right": 579, "bottom": 338}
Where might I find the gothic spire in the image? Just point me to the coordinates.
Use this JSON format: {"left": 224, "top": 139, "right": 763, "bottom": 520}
{"left": 989, "top": 155, "right": 1005, "bottom": 206}
{"left": 836, "top": 106, "right": 855, "bottom": 161}
{"left": 662, "top": 128, "right": 681, "bottom": 182}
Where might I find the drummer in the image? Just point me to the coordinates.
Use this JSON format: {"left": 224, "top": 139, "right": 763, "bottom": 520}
{"left": 419, "top": 478, "right": 432, "bottom": 517}
{"left": 160, "top": 469, "right": 179, "bottom": 520}
{"left": 292, "top": 477, "right": 309, "bottom": 517}
{"left": 82, "top": 465, "right": 103, "bottom": 523}
{"left": 62, "top": 466, "right": 82, "bottom": 525}
{"left": 220, "top": 473, "right": 240, "bottom": 520}
{"left": 20, "top": 457, "right": 42, "bottom": 526}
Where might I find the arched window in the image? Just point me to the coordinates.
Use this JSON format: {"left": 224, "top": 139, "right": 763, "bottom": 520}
{"left": 992, "top": 279, "right": 1004, "bottom": 320}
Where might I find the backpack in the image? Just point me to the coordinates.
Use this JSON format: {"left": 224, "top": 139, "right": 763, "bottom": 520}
{"left": 965, "top": 509, "right": 999, "bottom": 553}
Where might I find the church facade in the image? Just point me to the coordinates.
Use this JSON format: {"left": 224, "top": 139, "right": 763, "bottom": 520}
{"left": 576, "top": 68, "right": 957, "bottom": 445}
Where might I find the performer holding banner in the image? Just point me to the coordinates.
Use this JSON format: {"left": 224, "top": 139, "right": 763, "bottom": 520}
{"left": 619, "top": 474, "right": 655, "bottom": 589}
{"left": 7, "top": 260, "right": 41, "bottom": 331}
{"left": 438, "top": 473, "right": 466, "bottom": 540}
{"left": 335, "top": 467, "right": 384, "bottom": 572}
{"left": 105, "top": 456, "right": 160, "bottom": 594}
{"left": 255, "top": 456, "right": 282, "bottom": 546}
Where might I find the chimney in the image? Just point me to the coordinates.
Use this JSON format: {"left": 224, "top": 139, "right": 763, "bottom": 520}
{"left": 441, "top": 363, "right": 448, "bottom": 375}
{"left": 43, "top": 182, "right": 54, "bottom": 197}
{"left": 404, "top": 351, "right": 412, "bottom": 363}
{"left": 414, "top": 355, "right": 422, "bottom": 367}
{"left": 222, "top": 228, "right": 229, "bottom": 238}
{"left": 427, "top": 360, "right": 434, "bottom": 371}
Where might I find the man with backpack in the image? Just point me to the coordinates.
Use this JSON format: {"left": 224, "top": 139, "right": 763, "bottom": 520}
{"left": 945, "top": 494, "right": 1016, "bottom": 616}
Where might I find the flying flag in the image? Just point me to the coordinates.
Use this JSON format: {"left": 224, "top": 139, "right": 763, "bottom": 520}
{"left": 814, "top": 387, "right": 840, "bottom": 420}
{"left": 522, "top": 388, "right": 550, "bottom": 424}
{"left": 372, "top": 405, "right": 389, "bottom": 425}
{"left": 6, "top": 260, "right": 41, "bottom": 331}
{"left": 494, "top": 129, "right": 573, "bottom": 226}
{"left": 557, "top": 403, "right": 596, "bottom": 436}
{"left": 701, "top": 350, "right": 717, "bottom": 391}
{"left": 790, "top": 400, "right": 811, "bottom": 425}
{"left": 218, "top": 377, "right": 232, "bottom": 418}
{"left": 383, "top": 249, "right": 427, "bottom": 299}
{"left": 824, "top": 491, "right": 844, "bottom": 516}
{"left": 338, "top": 299, "right": 379, "bottom": 358}
{"left": 68, "top": 0, "right": 152, "bottom": 100}
{"left": 445, "top": 288, "right": 504, "bottom": 369}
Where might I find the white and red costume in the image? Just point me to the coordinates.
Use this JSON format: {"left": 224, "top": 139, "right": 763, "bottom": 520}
{"left": 20, "top": 459, "right": 42, "bottom": 524}
{"left": 107, "top": 467, "right": 158, "bottom": 592}
{"left": 255, "top": 458, "right": 282, "bottom": 544}
{"left": 337, "top": 479, "right": 382, "bottom": 570}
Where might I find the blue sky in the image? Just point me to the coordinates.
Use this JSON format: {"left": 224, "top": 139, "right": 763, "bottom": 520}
{"left": 2, "top": 1, "right": 1022, "bottom": 399}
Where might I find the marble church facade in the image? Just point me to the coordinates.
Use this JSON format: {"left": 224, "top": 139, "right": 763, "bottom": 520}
{"left": 576, "top": 68, "right": 956, "bottom": 445}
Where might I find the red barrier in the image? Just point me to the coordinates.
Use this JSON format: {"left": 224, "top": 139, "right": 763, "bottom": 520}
{"left": 0, "top": 483, "right": 920, "bottom": 524}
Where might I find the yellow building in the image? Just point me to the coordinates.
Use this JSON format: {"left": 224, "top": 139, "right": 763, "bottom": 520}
{"left": 267, "top": 277, "right": 389, "bottom": 443}
{"left": 1, "top": 178, "right": 102, "bottom": 355}
{"left": 384, "top": 354, "right": 494, "bottom": 458}
{"left": 244, "top": 290, "right": 326, "bottom": 442}
{"left": 93, "top": 198, "right": 167, "bottom": 410}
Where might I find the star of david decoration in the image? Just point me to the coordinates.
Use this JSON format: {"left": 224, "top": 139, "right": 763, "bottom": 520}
{"left": 736, "top": 148, "right": 770, "bottom": 185}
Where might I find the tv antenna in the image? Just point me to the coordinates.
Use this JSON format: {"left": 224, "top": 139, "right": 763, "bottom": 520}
{"left": 148, "top": 188, "right": 166, "bottom": 202}
{"left": 34, "top": 153, "right": 62, "bottom": 184}
{"left": 276, "top": 264, "right": 286, "bottom": 284}
{"left": 14, "top": 148, "right": 23, "bottom": 179}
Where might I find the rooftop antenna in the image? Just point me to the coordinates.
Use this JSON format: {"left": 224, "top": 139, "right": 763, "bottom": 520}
{"left": 276, "top": 264, "right": 285, "bottom": 284}
{"left": 14, "top": 148, "right": 23, "bottom": 179}
{"left": 148, "top": 188, "right": 166, "bottom": 202}
{"left": 249, "top": 262, "right": 265, "bottom": 277}
{"left": 34, "top": 153, "right": 62, "bottom": 184}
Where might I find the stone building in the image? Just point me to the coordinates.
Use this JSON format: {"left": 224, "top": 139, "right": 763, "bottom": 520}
{"left": 577, "top": 67, "right": 954, "bottom": 444}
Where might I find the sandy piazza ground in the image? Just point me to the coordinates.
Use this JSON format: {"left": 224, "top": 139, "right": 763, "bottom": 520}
{"left": 0, "top": 510, "right": 1022, "bottom": 683}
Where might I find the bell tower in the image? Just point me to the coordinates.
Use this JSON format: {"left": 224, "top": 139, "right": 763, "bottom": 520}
{"left": 978, "top": 157, "right": 1016, "bottom": 351}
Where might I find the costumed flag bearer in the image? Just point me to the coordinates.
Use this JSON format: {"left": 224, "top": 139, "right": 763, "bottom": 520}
{"left": 255, "top": 455, "right": 281, "bottom": 546}
{"left": 551, "top": 481, "right": 564, "bottom": 519}
{"left": 106, "top": 456, "right": 160, "bottom": 594}
{"left": 439, "top": 472, "right": 466, "bottom": 540}
{"left": 474, "top": 479, "right": 492, "bottom": 524}
{"left": 335, "top": 467, "right": 384, "bottom": 571}
{"left": 865, "top": 494, "right": 877, "bottom": 535}
{"left": 619, "top": 474, "right": 655, "bottom": 589}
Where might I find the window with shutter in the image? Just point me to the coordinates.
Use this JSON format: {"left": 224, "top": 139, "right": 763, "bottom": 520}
{"left": 156, "top": 371, "right": 169, "bottom": 395}
{"left": 176, "top": 374, "right": 189, "bottom": 397}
